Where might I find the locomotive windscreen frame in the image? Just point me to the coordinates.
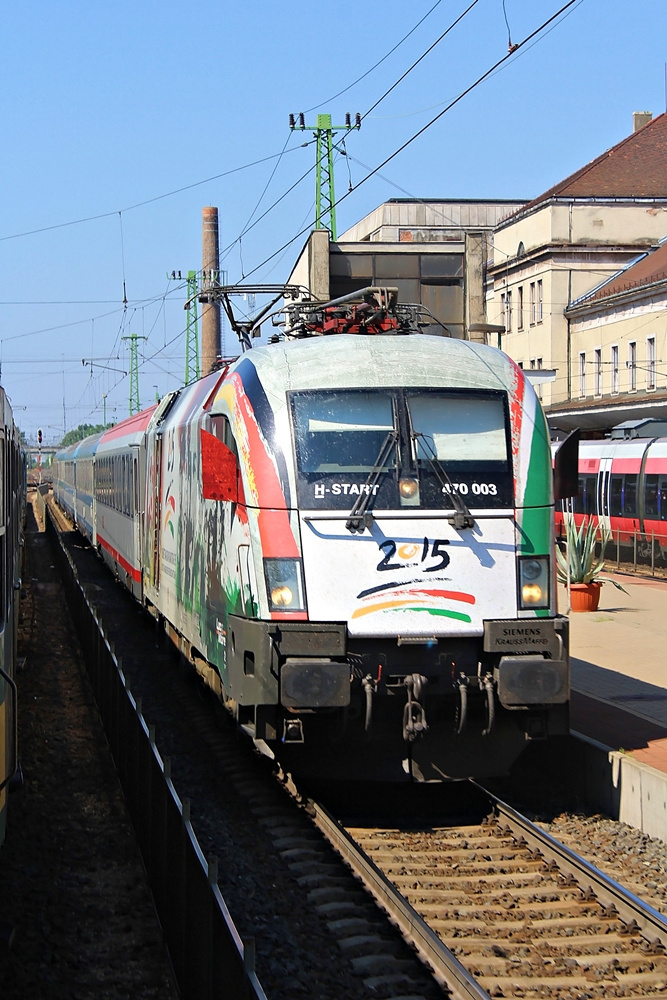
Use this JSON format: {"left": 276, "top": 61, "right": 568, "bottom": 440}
{"left": 289, "top": 386, "right": 514, "bottom": 511}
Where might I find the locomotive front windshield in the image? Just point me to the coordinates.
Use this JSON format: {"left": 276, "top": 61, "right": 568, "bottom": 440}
{"left": 290, "top": 388, "right": 513, "bottom": 510}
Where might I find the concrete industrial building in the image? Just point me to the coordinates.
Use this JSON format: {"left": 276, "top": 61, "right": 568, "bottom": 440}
{"left": 286, "top": 199, "right": 523, "bottom": 341}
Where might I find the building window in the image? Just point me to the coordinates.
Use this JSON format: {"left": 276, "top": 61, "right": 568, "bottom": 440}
{"left": 500, "top": 292, "right": 506, "bottom": 329}
{"left": 530, "top": 357, "right": 543, "bottom": 399}
{"left": 628, "top": 341, "right": 637, "bottom": 391}
{"left": 611, "top": 345, "right": 619, "bottom": 394}
{"left": 647, "top": 336, "right": 656, "bottom": 390}
{"left": 536, "top": 280, "right": 543, "bottom": 322}
{"left": 517, "top": 286, "right": 524, "bottom": 330}
{"left": 529, "top": 282, "right": 536, "bottom": 325}
{"left": 579, "top": 352, "right": 586, "bottom": 398}
{"left": 506, "top": 290, "right": 512, "bottom": 333}
{"left": 594, "top": 349, "right": 602, "bottom": 396}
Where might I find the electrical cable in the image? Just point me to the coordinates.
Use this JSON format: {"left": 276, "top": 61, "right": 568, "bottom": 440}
{"left": 218, "top": 5, "right": 479, "bottom": 269}
{"left": 240, "top": 0, "right": 582, "bottom": 283}
{"left": 367, "top": 0, "right": 586, "bottom": 121}
{"left": 236, "top": 132, "right": 293, "bottom": 242}
{"left": 361, "top": 0, "right": 482, "bottom": 121}
{"left": 219, "top": 140, "right": 318, "bottom": 264}
{"left": 0, "top": 146, "right": 306, "bottom": 244}
{"left": 303, "top": 0, "right": 446, "bottom": 113}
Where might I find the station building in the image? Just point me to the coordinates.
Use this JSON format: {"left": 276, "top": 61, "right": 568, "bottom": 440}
{"left": 487, "top": 111, "right": 667, "bottom": 433}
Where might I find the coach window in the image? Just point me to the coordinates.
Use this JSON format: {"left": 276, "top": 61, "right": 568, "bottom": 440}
{"left": 583, "top": 475, "right": 596, "bottom": 514}
{"left": 645, "top": 475, "right": 661, "bottom": 518}
{"left": 624, "top": 474, "right": 638, "bottom": 515}
{"left": 123, "top": 456, "right": 128, "bottom": 515}
{"left": 610, "top": 476, "right": 623, "bottom": 517}
{"left": 650, "top": 477, "right": 667, "bottom": 520}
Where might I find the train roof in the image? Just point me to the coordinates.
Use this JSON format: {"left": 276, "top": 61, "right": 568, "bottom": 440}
{"left": 75, "top": 431, "right": 104, "bottom": 460}
{"left": 223, "top": 334, "right": 520, "bottom": 396}
{"left": 97, "top": 405, "right": 158, "bottom": 451}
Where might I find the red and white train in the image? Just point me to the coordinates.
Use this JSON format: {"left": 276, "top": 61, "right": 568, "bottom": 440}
{"left": 556, "top": 431, "right": 667, "bottom": 564}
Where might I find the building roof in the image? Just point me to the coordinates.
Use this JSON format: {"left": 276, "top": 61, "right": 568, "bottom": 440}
{"left": 501, "top": 113, "right": 667, "bottom": 225}
{"left": 569, "top": 238, "right": 667, "bottom": 308}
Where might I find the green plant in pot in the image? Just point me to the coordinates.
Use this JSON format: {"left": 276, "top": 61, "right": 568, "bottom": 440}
{"left": 556, "top": 514, "right": 627, "bottom": 611}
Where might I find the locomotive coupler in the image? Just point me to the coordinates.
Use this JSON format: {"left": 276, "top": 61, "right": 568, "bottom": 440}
{"left": 402, "top": 673, "right": 428, "bottom": 742}
{"left": 481, "top": 673, "right": 496, "bottom": 736}
{"left": 454, "top": 673, "right": 468, "bottom": 735}
{"left": 362, "top": 674, "right": 375, "bottom": 731}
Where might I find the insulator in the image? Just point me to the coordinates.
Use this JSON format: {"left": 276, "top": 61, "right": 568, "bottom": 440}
{"left": 355, "top": 112, "right": 361, "bottom": 128}
{"left": 345, "top": 112, "right": 351, "bottom": 127}
{"left": 289, "top": 113, "right": 295, "bottom": 128}
{"left": 299, "top": 112, "right": 305, "bottom": 128}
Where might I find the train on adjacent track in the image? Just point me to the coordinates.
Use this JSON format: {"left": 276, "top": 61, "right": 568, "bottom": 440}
{"left": 54, "top": 290, "right": 570, "bottom": 782}
{"left": 0, "top": 389, "right": 25, "bottom": 849}
{"left": 556, "top": 432, "right": 667, "bottom": 567}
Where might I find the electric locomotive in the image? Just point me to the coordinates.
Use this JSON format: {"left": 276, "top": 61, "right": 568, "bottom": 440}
{"left": 55, "top": 292, "right": 569, "bottom": 782}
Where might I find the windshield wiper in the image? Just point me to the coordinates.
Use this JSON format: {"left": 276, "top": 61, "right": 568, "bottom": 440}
{"left": 412, "top": 432, "right": 475, "bottom": 529}
{"left": 346, "top": 430, "right": 398, "bottom": 534}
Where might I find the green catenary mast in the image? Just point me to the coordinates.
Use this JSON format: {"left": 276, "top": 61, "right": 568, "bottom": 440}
{"left": 185, "top": 270, "right": 200, "bottom": 385}
{"left": 122, "top": 333, "right": 146, "bottom": 416}
{"left": 289, "top": 112, "right": 360, "bottom": 241}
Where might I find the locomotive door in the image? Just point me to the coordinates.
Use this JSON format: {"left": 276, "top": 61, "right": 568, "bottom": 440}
{"left": 597, "top": 456, "right": 613, "bottom": 531}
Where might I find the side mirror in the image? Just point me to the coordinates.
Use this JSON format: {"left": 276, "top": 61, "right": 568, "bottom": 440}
{"left": 553, "top": 429, "right": 580, "bottom": 501}
{"left": 201, "top": 428, "right": 240, "bottom": 502}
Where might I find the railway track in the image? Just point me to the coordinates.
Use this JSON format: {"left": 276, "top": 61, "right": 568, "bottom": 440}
{"left": 310, "top": 791, "right": 667, "bottom": 999}
{"left": 47, "top": 498, "right": 667, "bottom": 1000}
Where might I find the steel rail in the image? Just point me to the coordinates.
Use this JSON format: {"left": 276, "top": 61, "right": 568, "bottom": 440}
{"left": 478, "top": 782, "right": 667, "bottom": 946}
{"left": 309, "top": 800, "right": 492, "bottom": 1000}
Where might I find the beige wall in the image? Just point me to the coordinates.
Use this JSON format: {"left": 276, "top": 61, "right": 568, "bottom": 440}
{"left": 490, "top": 200, "right": 667, "bottom": 406}
{"left": 495, "top": 202, "right": 667, "bottom": 260}
{"left": 569, "top": 294, "right": 667, "bottom": 400}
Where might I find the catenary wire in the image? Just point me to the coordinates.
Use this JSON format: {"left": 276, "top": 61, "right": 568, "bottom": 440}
{"left": 241, "top": 0, "right": 583, "bottom": 283}
{"left": 302, "top": 0, "right": 446, "bottom": 113}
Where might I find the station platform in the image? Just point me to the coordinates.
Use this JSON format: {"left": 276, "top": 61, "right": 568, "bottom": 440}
{"left": 558, "top": 572, "right": 667, "bottom": 774}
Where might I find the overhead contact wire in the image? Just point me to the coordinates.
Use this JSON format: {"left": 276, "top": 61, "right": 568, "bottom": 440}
{"left": 243, "top": 0, "right": 582, "bottom": 282}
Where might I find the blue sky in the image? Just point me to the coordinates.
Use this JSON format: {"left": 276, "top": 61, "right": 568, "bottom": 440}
{"left": 2, "top": 0, "right": 666, "bottom": 442}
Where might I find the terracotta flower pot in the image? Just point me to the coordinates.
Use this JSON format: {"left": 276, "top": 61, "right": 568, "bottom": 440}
{"left": 569, "top": 581, "right": 601, "bottom": 612}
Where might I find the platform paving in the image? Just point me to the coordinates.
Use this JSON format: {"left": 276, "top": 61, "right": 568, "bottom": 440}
{"left": 558, "top": 572, "right": 667, "bottom": 773}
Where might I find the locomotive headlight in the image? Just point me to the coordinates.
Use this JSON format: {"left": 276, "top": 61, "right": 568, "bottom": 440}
{"left": 399, "top": 477, "right": 420, "bottom": 506}
{"left": 518, "top": 557, "right": 550, "bottom": 609}
{"left": 264, "top": 558, "right": 306, "bottom": 612}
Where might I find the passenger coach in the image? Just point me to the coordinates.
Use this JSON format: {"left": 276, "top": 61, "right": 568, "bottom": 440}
{"left": 0, "top": 390, "right": 25, "bottom": 848}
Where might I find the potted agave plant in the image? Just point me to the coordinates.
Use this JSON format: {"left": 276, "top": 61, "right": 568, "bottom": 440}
{"left": 556, "top": 514, "right": 627, "bottom": 612}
